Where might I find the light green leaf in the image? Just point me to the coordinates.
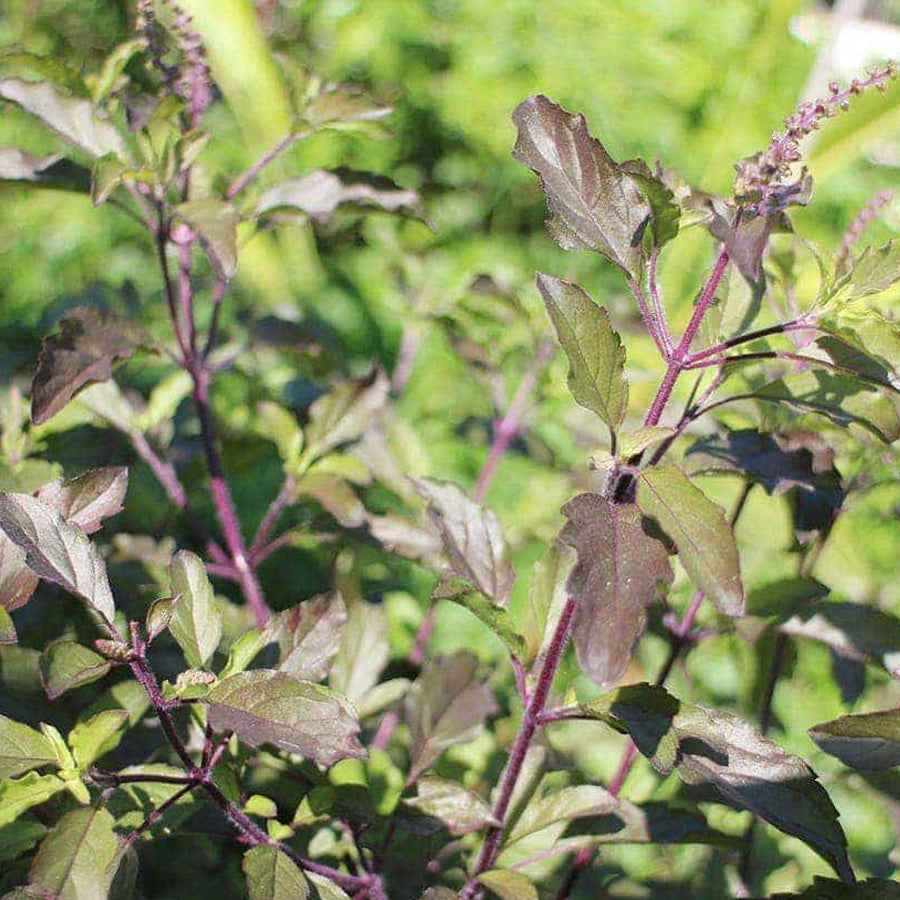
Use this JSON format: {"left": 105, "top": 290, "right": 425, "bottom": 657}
{"left": 40, "top": 641, "right": 110, "bottom": 701}
{"left": 478, "top": 869, "right": 538, "bottom": 900}
{"left": 0, "top": 78, "right": 128, "bottom": 160}
{"left": 438, "top": 588, "right": 526, "bottom": 659}
{"left": 831, "top": 241, "right": 900, "bottom": 305}
{"left": 0, "top": 772, "right": 67, "bottom": 827}
{"left": 0, "top": 715, "right": 58, "bottom": 779}
{"left": 168, "top": 550, "right": 223, "bottom": 668}
{"left": 505, "top": 784, "right": 618, "bottom": 847}
{"left": 522, "top": 543, "right": 575, "bottom": 668}
{"left": 293, "top": 473, "right": 366, "bottom": 528}
{"left": 68, "top": 710, "right": 129, "bottom": 770}
{"left": 0, "top": 607, "right": 15, "bottom": 644}
{"left": 636, "top": 464, "right": 743, "bottom": 616}
{"left": 405, "top": 776, "right": 497, "bottom": 836}
{"left": 329, "top": 599, "right": 389, "bottom": 703}
{"left": 243, "top": 845, "right": 309, "bottom": 900}
{"left": 536, "top": 273, "right": 628, "bottom": 433}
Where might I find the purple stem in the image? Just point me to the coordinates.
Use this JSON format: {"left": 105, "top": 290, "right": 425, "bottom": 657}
{"left": 644, "top": 247, "right": 730, "bottom": 427}
{"left": 226, "top": 129, "right": 313, "bottom": 201}
{"left": 249, "top": 474, "right": 298, "bottom": 561}
{"left": 474, "top": 339, "right": 555, "bottom": 503}
{"left": 459, "top": 596, "right": 578, "bottom": 898}
{"left": 648, "top": 250, "right": 674, "bottom": 357}
{"left": 685, "top": 319, "right": 820, "bottom": 365}
{"left": 191, "top": 364, "right": 270, "bottom": 626}
{"left": 130, "top": 431, "right": 187, "bottom": 508}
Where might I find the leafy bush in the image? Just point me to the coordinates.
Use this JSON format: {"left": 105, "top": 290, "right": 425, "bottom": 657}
{"left": 2, "top": 3, "right": 900, "bottom": 900}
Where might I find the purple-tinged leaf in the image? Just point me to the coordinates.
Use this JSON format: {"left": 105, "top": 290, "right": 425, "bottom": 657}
{"left": 176, "top": 199, "right": 240, "bottom": 281}
{"left": 535, "top": 274, "right": 628, "bottom": 432}
{"left": 0, "top": 715, "right": 57, "bottom": 779}
{"left": 257, "top": 169, "right": 424, "bottom": 223}
{"left": 413, "top": 477, "right": 515, "bottom": 608}
{"left": 31, "top": 307, "right": 146, "bottom": 425}
{"left": 265, "top": 592, "right": 347, "bottom": 682}
{"left": 708, "top": 203, "right": 775, "bottom": 286}
{"left": 0, "top": 492, "right": 115, "bottom": 624}
{"left": 205, "top": 669, "right": 365, "bottom": 767}
{"left": 810, "top": 708, "right": 900, "bottom": 771}
{"left": 39, "top": 641, "right": 110, "bottom": 701}
{"left": 778, "top": 601, "right": 900, "bottom": 678}
{"left": 329, "top": 599, "right": 388, "bottom": 703}
{"left": 242, "top": 844, "right": 309, "bottom": 900}
{"left": 367, "top": 513, "right": 443, "bottom": 567}
{"left": 636, "top": 464, "right": 743, "bottom": 616}
{"left": 512, "top": 94, "right": 649, "bottom": 278}
{"left": 0, "top": 147, "right": 90, "bottom": 191}
{"left": 561, "top": 494, "right": 672, "bottom": 687}
{"left": 404, "top": 776, "right": 497, "bottom": 836}
{"left": 569, "top": 683, "right": 852, "bottom": 882}
{"left": 0, "top": 78, "right": 128, "bottom": 160}
{"left": 405, "top": 652, "right": 498, "bottom": 781}
{"left": 26, "top": 806, "right": 123, "bottom": 899}
{"left": 168, "top": 550, "right": 223, "bottom": 669}
{"left": 37, "top": 467, "right": 128, "bottom": 535}
{"left": 0, "top": 532, "right": 38, "bottom": 612}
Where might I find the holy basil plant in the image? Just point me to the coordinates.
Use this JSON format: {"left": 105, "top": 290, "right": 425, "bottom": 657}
{"left": 1, "top": 3, "right": 900, "bottom": 899}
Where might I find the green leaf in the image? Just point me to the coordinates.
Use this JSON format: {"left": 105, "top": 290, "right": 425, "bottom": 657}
{"left": 405, "top": 652, "right": 498, "bottom": 782}
{"left": 168, "top": 550, "right": 223, "bottom": 668}
{"left": 329, "top": 599, "right": 389, "bottom": 703}
{"left": 620, "top": 158, "right": 680, "bottom": 250}
{"left": 404, "top": 776, "right": 497, "bottom": 836}
{"left": 831, "top": 241, "right": 900, "bottom": 305}
{"left": 257, "top": 169, "right": 424, "bottom": 223}
{"left": 0, "top": 772, "right": 67, "bottom": 828}
{"left": 176, "top": 199, "right": 240, "bottom": 281}
{"left": 0, "top": 816, "right": 45, "bottom": 865}
{"left": 0, "top": 715, "right": 58, "bottom": 779}
{"left": 300, "top": 83, "right": 392, "bottom": 130}
{"left": 243, "top": 845, "right": 309, "bottom": 900}
{"left": 0, "top": 607, "right": 15, "bottom": 644}
{"left": 244, "top": 795, "right": 278, "bottom": 818}
{"left": 68, "top": 710, "right": 129, "bottom": 769}
{"left": 0, "top": 78, "right": 128, "bottom": 160}
{"left": 439, "top": 589, "right": 526, "bottom": 660}
{"left": 536, "top": 273, "right": 628, "bottom": 433}
{"left": 571, "top": 683, "right": 852, "bottom": 882}
{"left": 205, "top": 669, "right": 365, "bottom": 767}
{"left": 85, "top": 39, "right": 144, "bottom": 103}
{"left": 31, "top": 307, "right": 145, "bottom": 425}
{"left": 512, "top": 94, "right": 650, "bottom": 278}
{"left": 293, "top": 473, "right": 366, "bottom": 528}
{"left": 255, "top": 402, "right": 303, "bottom": 470}
{"left": 306, "top": 873, "right": 352, "bottom": 900}
{"left": 413, "top": 477, "right": 515, "bottom": 608}
{"left": 0, "top": 492, "right": 115, "bottom": 624}
{"left": 27, "top": 806, "right": 123, "bottom": 900}
{"left": 810, "top": 708, "right": 900, "bottom": 771}
{"left": 40, "top": 641, "right": 110, "bottom": 701}
{"left": 0, "top": 147, "right": 90, "bottom": 191}
{"left": 265, "top": 591, "right": 347, "bottom": 682}
{"left": 521, "top": 543, "right": 575, "bottom": 668}
{"left": 304, "top": 369, "right": 389, "bottom": 460}
{"left": 505, "top": 784, "right": 618, "bottom": 847}
{"left": 636, "top": 464, "right": 743, "bottom": 616}
{"left": 478, "top": 869, "right": 538, "bottom": 900}
{"left": 561, "top": 494, "right": 672, "bottom": 687}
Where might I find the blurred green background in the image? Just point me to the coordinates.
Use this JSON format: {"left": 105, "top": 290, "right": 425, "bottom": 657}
{"left": 3, "top": 0, "right": 900, "bottom": 896}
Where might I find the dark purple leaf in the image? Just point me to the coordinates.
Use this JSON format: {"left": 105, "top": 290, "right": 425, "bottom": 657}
{"left": 561, "top": 493, "right": 672, "bottom": 687}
